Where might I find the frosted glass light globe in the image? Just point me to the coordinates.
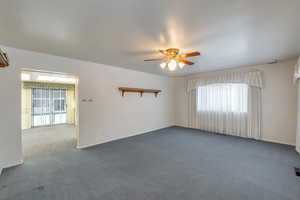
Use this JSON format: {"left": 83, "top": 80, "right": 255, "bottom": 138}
{"left": 168, "top": 59, "right": 177, "bottom": 71}
{"left": 178, "top": 62, "right": 185, "bottom": 69}
{"left": 160, "top": 62, "right": 167, "bottom": 69}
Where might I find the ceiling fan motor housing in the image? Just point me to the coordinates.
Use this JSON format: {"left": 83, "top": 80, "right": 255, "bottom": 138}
{"left": 164, "top": 48, "right": 180, "bottom": 58}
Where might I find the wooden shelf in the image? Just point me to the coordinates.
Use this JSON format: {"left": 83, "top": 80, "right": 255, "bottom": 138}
{"left": 0, "top": 63, "right": 9, "bottom": 68}
{"left": 0, "top": 52, "right": 9, "bottom": 68}
{"left": 119, "top": 87, "right": 161, "bottom": 97}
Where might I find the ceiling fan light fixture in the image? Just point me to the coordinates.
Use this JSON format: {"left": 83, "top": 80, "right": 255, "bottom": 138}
{"left": 178, "top": 62, "right": 185, "bottom": 69}
{"left": 160, "top": 62, "right": 167, "bottom": 69}
{"left": 168, "top": 59, "right": 177, "bottom": 71}
{"left": 144, "top": 48, "right": 200, "bottom": 72}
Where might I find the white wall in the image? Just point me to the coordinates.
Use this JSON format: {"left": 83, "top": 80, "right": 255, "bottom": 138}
{"left": 296, "top": 58, "right": 300, "bottom": 153}
{"left": 175, "top": 59, "right": 298, "bottom": 145}
{"left": 297, "top": 84, "right": 300, "bottom": 153}
{"left": 174, "top": 77, "right": 188, "bottom": 127}
{"left": 0, "top": 45, "right": 175, "bottom": 168}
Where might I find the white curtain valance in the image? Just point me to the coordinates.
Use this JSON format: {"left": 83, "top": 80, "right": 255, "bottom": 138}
{"left": 187, "top": 70, "right": 263, "bottom": 92}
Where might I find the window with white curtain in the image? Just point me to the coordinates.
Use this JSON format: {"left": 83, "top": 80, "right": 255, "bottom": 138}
{"left": 197, "top": 83, "right": 248, "bottom": 113}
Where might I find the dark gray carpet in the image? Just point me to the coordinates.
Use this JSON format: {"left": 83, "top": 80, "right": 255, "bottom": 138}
{"left": 1, "top": 126, "right": 300, "bottom": 200}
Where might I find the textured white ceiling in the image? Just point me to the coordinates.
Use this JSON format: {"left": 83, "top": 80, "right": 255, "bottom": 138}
{"left": 0, "top": 0, "right": 299, "bottom": 76}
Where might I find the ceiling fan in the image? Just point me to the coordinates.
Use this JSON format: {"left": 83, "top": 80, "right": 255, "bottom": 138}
{"left": 144, "top": 48, "right": 200, "bottom": 71}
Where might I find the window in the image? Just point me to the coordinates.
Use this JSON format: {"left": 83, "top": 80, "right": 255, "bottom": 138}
{"left": 32, "top": 89, "right": 51, "bottom": 115}
{"left": 197, "top": 83, "right": 248, "bottom": 113}
{"left": 32, "top": 88, "right": 67, "bottom": 127}
{"left": 53, "top": 89, "right": 66, "bottom": 113}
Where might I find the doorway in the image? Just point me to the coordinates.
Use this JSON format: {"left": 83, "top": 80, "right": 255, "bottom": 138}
{"left": 21, "top": 69, "right": 79, "bottom": 160}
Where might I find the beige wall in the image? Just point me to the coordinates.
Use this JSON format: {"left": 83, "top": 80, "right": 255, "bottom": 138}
{"left": 0, "top": 45, "right": 175, "bottom": 169}
{"left": 175, "top": 59, "right": 298, "bottom": 145}
{"left": 66, "top": 88, "right": 76, "bottom": 124}
{"left": 297, "top": 84, "right": 300, "bottom": 153}
{"left": 21, "top": 83, "right": 32, "bottom": 129}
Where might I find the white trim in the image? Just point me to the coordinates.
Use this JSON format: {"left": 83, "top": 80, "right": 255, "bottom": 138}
{"left": 77, "top": 126, "right": 173, "bottom": 149}
{"left": 261, "top": 138, "right": 295, "bottom": 146}
{"left": 297, "top": 146, "right": 300, "bottom": 154}
{"left": 174, "top": 125, "right": 296, "bottom": 146}
{"left": 2, "top": 159, "right": 24, "bottom": 169}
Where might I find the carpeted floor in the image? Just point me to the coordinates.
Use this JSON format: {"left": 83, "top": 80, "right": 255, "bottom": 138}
{"left": 1, "top": 126, "right": 300, "bottom": 200}
{"left": 22, "top": 125, "right": 77, "bottom": 160}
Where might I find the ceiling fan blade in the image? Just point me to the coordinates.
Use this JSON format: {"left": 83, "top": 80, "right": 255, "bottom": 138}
{"left": 180, "top": 51, "right": 200, "bottom": 58}
{"left": 144, "top": 58, "right": 164, "bottom": 61}
{"left": 179, "top": 59, "right": 194, "bottom": 65}
{"left": 159, "top": 50, "right": 167, "bottom": 55}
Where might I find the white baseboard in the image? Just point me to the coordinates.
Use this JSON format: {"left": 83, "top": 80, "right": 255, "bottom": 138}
{"left": 174, "top": 125, "right": 297, "bottom": 146}
{"left": 2, "top": 159, "right": 24, "bottom": 170}
{"left": 261, "top": 138, "right": 295, "bottom": 146}
{"left": 0, "top": 160, "right": 23, "bottom": 176}
{"left": 297, "top": 146, "right": 300, "bottom": 154}
{"left": 77, "top": 126, "right": 173, "bottom": 149}
{"left": 174, "top": 125, "right": 190, "bottom": 129}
